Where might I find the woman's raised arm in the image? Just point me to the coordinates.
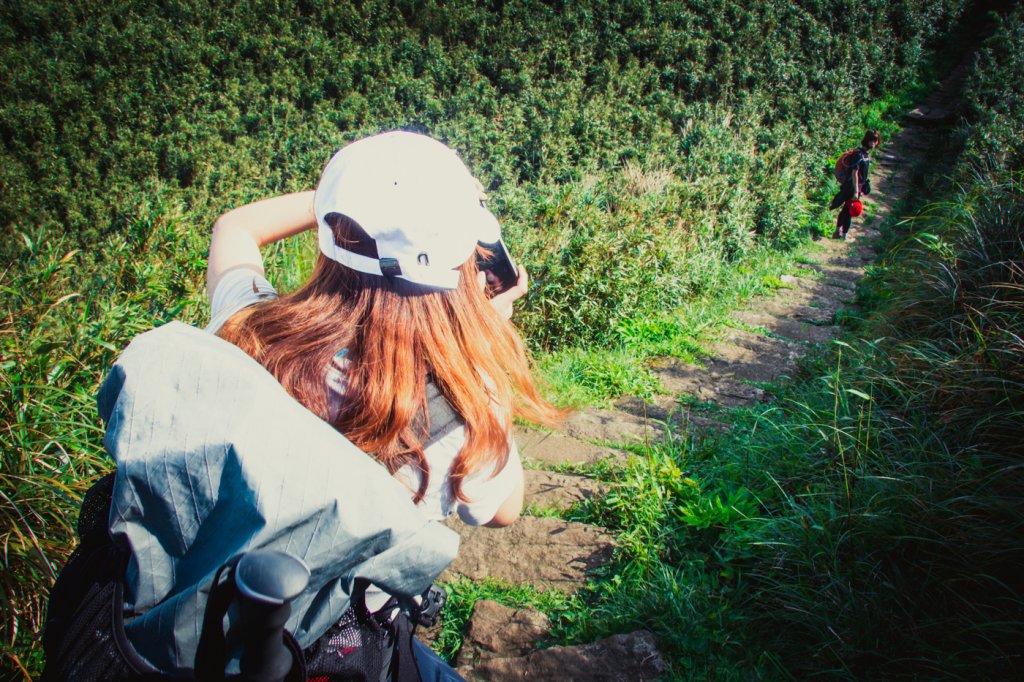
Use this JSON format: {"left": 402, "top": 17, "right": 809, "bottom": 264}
{"left": 206, "top": 191, "right": 317, "bottom": 299}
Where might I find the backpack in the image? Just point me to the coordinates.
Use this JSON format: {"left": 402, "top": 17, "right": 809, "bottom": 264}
{"left": 41, "top": 322, "right": 461, "bottom": 680}
{"left": 41, "top": 474, "right": 163, "bottom": 682}
{"left": 42, "top": 473, "right": 445, "bottom": 682}
{"left": 834, "top": 148, "right": 861, "bottom": 183}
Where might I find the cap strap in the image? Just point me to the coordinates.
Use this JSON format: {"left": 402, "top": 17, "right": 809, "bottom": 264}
{"left": 318, "top": 223, "right": 460, "bottom": 289}
{"left": 379, "top": 258, "right": 402, "bottom": 277}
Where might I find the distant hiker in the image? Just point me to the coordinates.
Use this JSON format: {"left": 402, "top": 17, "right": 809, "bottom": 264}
{"left": 830, "top": 129, "right": 881, "bottom": 239}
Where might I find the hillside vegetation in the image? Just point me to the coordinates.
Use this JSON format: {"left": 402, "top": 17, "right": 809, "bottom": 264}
{"left": 2, "top": 0, "right": 961, "bottom": 350}
{"left": 561, "top": 8, "right": 1024, "bottom": 677}
{"left": 1, "top": 0, "right": 999, "bottom": 676}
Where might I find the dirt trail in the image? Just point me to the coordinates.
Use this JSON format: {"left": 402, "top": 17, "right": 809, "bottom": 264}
{"left": 438, "top": 57, "right": 971, "bottom": 679}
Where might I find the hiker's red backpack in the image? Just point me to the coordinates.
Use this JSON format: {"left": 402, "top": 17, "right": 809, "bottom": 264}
{"left": 834, "top": 149, "right": 860, "bottom": 183}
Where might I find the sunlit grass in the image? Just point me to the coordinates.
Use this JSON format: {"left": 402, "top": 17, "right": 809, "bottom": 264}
{"left": 0, "top": 1, "right": 1011, "bottom": 678}
{"left": 0, "top": 199, "right": 206, "bottom": 669}
{"left": 536, "top": 241, "right": 835, "bottom": 407}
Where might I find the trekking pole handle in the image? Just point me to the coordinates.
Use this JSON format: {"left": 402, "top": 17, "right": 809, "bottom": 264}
{"left": 234, "top": 550, "right": 310, "bottom": 682}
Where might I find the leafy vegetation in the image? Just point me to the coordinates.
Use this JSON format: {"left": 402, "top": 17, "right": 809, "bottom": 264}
{"left": 2, "top": 0, "right": 1003, "bottom": 676}
{"left": 492, "top": 8, "right": 1023, "bottom": 678}
{"left": 2, "top": 0, "right": 964, "bottom": 348}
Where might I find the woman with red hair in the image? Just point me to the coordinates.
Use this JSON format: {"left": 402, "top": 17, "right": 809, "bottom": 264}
{"left": 205, "top": 131, "right": 564, "bottom": 677}
{"left": 208, "top": 131, "right": 562, "bottom": 524}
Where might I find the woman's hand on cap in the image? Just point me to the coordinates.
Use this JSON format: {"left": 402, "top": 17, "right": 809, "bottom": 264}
{"left": 479, "top": 266, "right": 528, "bottom": 320}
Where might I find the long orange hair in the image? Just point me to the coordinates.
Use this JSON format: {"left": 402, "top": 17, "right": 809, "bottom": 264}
{"left": 217, "top": 215, "right": 564, "bottom": 502}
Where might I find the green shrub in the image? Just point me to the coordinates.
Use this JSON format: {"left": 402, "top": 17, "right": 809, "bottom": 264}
{"left": 0, "top": 0, "right": 974, "bottom": 673}
{"left": 1, "top": 0, "right": 967, "bottom": 352}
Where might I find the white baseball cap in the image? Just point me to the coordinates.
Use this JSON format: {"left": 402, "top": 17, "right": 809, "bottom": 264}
{"left": 313, "top": 131, "right": 500, "bottom": 290}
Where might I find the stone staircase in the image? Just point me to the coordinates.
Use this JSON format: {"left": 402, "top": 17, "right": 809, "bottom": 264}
{"left": 430, "top": 69, "right": 952, "bottom": 678}
{"left": 438, "top": 230, "right": 880, "bottom": 680}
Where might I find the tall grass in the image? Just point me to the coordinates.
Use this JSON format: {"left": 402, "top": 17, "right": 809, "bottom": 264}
{"left": 0, "top": 0, "right": 979, "bottom": 675}
{"left": 0, "top": 197, "right": 207, "bottom": 671}
{"left": 537, "top": 11, "right": 1024, "bottom": 678}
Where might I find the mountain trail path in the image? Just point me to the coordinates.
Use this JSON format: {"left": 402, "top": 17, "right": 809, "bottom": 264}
{"left": 431, "top": 55, "right": 973, "bottom": 680}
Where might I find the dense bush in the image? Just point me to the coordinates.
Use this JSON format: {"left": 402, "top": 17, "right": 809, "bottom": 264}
{"left": 0, "top": 0, "right": 970, "bottom": 673}
{"left": 956, "top": 6, "right": 1024, "bottom": 174}
{"left": 1, "top": 0, "right": 965, "bottom": 349}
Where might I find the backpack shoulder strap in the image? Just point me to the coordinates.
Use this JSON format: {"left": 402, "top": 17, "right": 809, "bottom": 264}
{"left": 77, "top": 471, "right": 116, "bottom": 540}
{"left": 422, "top": 379, "right": 461, "bottom": 446}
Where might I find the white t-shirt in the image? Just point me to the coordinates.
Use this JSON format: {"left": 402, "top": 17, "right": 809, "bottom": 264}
{"left": 206, "top": 268, "right": 523, "bottom": 526}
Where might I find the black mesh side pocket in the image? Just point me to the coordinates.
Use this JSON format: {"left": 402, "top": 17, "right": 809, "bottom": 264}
{"left": 41, "top": 474, "right": 162, "bottom": 682}
{"left": 304, "top": 605, "right": 394, "bottom": 682}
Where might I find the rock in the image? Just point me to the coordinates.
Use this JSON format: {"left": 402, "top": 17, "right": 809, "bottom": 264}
{"left": 456, "top": 600, "right": 550, "bottom": 668}
{"left": 441, "top": 517, "right": 615, "bottom": 593}
{"left": 515, "top": 427, "right": 624, "bottom": 466}
{"left": 417, "top": 618, "right": 444, "bottom": 648}
{"left": 524, "top": 470, "right": 606, "bottom": 512}
{"left": 562, "top": 406, "right": 666, "bottom": 445}
{"left": 458, "top": 630, "right": 666, "bottom": 681}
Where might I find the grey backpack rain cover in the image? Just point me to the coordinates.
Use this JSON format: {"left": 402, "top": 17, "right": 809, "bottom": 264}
{"left": 97, "top": 322, "right": 459, "bottom": 675}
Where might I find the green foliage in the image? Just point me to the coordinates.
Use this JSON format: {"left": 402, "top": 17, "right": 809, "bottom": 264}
{"left": 0, "top": 0, "right": 977, "bottom": 674}
{"left": 0, "top": 195, "right": 207, "bottom": 667}
{"left": 1, "top": 0, "right": 967, "bottom": 352}
{"left": 547, "top": 12, "right": 1024, "bottom": 678}
{"left": 539, "top": 347, "right": 661, "bottom": 407}
{"left": 956, "top": 5, "right": 1024, "bottom": 174}
{"left": 615, "top": 316, "right": 705, "bottom": 361}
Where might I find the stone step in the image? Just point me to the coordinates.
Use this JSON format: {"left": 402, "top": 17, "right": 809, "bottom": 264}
{"left": 441, "top": 516, "right": 615, "bottom": 593}
{"left": 766, "top": 284, "right": 854, "bottom": 316}
{"left": 795, "top": 262, "right": 863, "bottom": 290}
{"left": 560, "top": 406, "right": 668, "bottom": 445}
{"left": 729, "top": 310, "right": 838, "bottom": 345}
{"left": 524, "top": 470, "right": 606, "bottom": 513}
{"left": 738, "top": 296, "right": 839, "bottom": 326}
{"left": 608, "top": 396, "right": 732, "bottom": 435}
{"left": 559, "top": 403, "right": 727, "bottom": 446}
{"left": 648, "top": 357, "right": 766, "bottom": 408}
{"left": 827, "top": 249, "right": 878, "bottom": 269}
{"left": 708, "top": 328, "right": 805, "bottom": 376}
{"left": 456, "top": 600, "right": 551, "bottom": 669}
{"left": 515, "top": 426, "right": 624, "bottom": 466}
{"left": 455, "top": 600, "right": 666, "bottom": 681}
{"left": 779, "top": 273, "right": 857, "bottom": 298}
{"left": 645, "top": 329, "right": 805, "bottom": 408}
